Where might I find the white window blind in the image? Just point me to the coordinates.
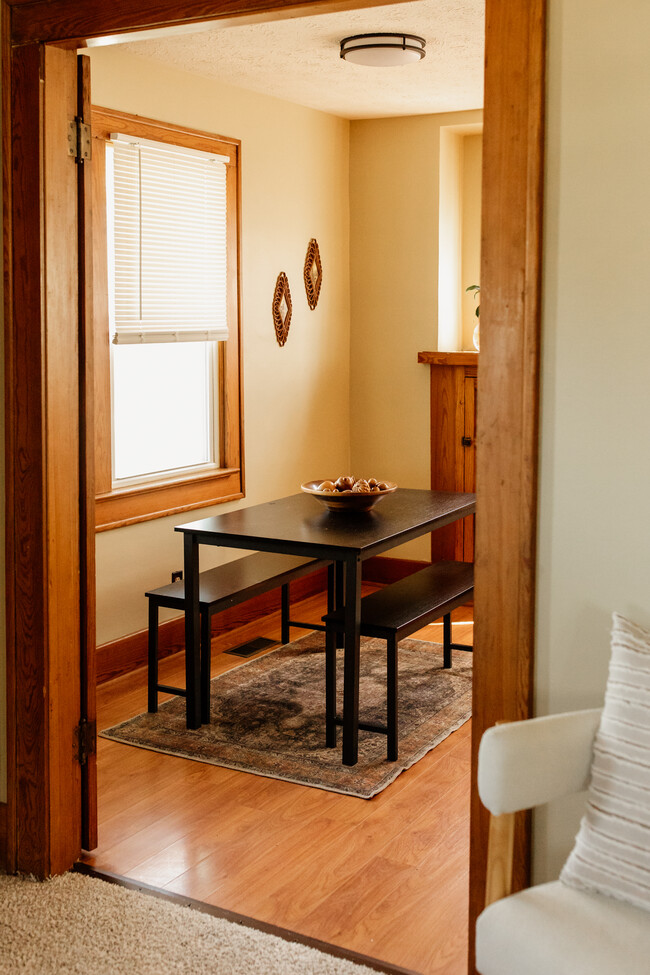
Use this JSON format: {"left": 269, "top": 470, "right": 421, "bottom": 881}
{"left": 108, "top": 134, "right": 230, "bottom": 345}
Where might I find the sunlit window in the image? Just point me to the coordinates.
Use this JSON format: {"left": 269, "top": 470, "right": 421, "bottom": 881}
{"left": 92, "top": 108, "right": 243, "bottom": 529}
{"left": 106, "top": 134, "right": 228, "bottom": 487}
{"left": 111, "top": 342, "right": 217, "bottom": 482}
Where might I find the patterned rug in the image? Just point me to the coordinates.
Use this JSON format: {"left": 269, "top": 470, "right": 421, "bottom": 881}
{"left": 101, "top": 633, "right": 472, "bottom": 799}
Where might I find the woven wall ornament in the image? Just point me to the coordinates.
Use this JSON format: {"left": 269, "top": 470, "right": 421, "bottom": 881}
{"left": 303, "top": 238, "right": 323, "bottom": 311}
{"left": 272, "top": 272, "right": 292, "bottom": 347}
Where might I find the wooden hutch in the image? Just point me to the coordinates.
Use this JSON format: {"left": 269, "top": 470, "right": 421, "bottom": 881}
{"left": 418, "top": 351, "right": 478, "bottom": 562}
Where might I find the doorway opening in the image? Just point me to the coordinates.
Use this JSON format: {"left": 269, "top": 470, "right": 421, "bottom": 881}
{"left": 84, "top": 16, "right": 482, "bottom": 971}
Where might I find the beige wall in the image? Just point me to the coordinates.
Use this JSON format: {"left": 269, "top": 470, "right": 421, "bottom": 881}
{"left": 534, "top": 0, "right": 650, "bottom": 881}
{"left": 87, "top": 47, "right": 351, "bottom": 645}
{"left": 438, "top": 127, "right": 483, "bottom": 352}
{"left": 438, "top": 125, "right": 463, "bottom": 351}
{"left": 348, "top": 111, "right": 482, "bottom": 561}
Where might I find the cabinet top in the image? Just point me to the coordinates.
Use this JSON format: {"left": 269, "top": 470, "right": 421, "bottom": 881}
{"left": 417, "top": 351, "right": 479, "bottom": 366}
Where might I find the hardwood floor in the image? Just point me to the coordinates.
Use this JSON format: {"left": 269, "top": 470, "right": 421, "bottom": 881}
{"left": 80, "top": 589, "right": 473, "bottom": 975}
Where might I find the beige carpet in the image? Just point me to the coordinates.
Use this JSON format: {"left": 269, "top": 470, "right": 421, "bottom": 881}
{"left": 0, "top": 871, "right": 380, "bottom": 975}
{"left": 101, "top": 634, "right": 473, "bottom": 798}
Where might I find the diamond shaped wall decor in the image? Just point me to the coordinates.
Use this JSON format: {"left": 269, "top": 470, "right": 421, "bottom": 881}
{"left": 303, "top": 238, "right": 323, "bottom": 311}
{"left": 272, "top": 272, "right": 292, "bottom": 347}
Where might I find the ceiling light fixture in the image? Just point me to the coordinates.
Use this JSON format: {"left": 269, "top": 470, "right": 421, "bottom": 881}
{"left": 340, "top": 33, "right": 426, "bottom": 67}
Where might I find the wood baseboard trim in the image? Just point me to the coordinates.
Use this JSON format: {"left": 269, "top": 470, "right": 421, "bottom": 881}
{"left": 96, "top": 567, "right": 329, "bottom": 684}
{"left": 0, "top": 802, "right": 7, "bottom": 870}
{"left": 96, "top": 557, "right": 449, "bottom": 685}
{"left": 73, "top": 864, "right": 420, "bottom": 975}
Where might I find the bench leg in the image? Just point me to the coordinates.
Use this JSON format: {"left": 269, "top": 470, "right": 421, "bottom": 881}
{"left": 200, "top": 609, "right": 212, "bottom": 723}
{"left": 325, "top": 624, "right": 337, "bottom": 748}
{"left": 148, "top": 599, "right": 159, "bottom": 713}
{"left": 387, "top": 634, "right": 398, "bottom": 761}
{"left": 281, "top": 582, "right": 290, "bottom": 645}
{"left": 443, "top": 613, "right": 452, "bottom": 669}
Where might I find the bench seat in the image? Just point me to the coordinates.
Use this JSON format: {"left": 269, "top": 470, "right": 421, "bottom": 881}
{"left": 323, "top": 560, "right": 474, "bottom": 759}
{"left": 146, "top": 552, "right": 332, "bottom": 721}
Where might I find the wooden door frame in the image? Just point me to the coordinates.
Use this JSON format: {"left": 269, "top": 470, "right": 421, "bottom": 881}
{"left": 2, "top": 0, "right": 545, "bottom": 969}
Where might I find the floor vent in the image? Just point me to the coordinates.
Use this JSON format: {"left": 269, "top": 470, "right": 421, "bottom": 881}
{"left": 224, "top": 637, "right": 278, "bottom": 658}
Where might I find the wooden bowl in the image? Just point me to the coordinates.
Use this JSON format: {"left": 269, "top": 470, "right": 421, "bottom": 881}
{"left": 301, "top": 479, "right": 397, "bottom": 513}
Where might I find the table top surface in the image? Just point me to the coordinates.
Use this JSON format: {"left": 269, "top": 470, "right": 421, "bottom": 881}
{"left": 176, "top": 488, "right": 476, "bottom": 559}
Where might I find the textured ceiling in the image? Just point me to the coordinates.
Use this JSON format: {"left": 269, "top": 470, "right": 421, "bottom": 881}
{"left": 115, "top": 0, "right": 485, "bottom": 120}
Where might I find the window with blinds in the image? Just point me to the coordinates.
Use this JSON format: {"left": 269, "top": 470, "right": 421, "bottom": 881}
{"left": 107, "top": 134, "right": 231, "bottom": 345}
{"left": 92, "top": 108, "right": 243, "bottom": 529}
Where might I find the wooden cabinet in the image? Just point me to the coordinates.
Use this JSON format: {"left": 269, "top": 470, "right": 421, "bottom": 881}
{"left": 418, "top": 351, "right": 478, "bottom": 562}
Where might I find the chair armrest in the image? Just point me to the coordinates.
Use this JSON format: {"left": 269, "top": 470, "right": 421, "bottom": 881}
{"left": 478, "top": 708, "right": 602, "bottom": 815}
{"left": 480, "top": 708, "right": 602, "bottom": 908}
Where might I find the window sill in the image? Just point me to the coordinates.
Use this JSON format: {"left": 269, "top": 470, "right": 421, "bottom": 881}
{"left": 95, "top": 467, "right": 243, "bottom": 531}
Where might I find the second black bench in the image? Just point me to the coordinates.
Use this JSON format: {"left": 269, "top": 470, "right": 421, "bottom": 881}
{"left": 146, "top": 552, "right": 333, "bottom": 722}
{"left": 323, "top": 560, "right": 474, "bottom": 760}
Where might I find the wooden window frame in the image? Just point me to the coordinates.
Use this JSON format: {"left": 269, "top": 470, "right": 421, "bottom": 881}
{"left": 92, "top": 107, "right": 245, "bottom": 531}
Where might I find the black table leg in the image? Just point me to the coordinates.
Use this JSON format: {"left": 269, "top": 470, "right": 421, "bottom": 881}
{"left": 335, "top": 561, "right": 345, "bottom": 649}
{"left": 342, "top": 553, "right": 361, "bottom": 766}
{"left": 326, "top": 563, "right": 335, "bottom": 616}
{"left": 183, "top": 532, "right": 202, "bottom": 729}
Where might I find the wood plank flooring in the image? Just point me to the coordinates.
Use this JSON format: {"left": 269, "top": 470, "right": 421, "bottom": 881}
{"left": 80, "top": 589, "right": 473, "bottom": 975}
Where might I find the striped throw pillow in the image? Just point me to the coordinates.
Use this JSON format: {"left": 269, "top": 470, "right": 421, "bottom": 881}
{"left": 560, "top": 613, "right": 650, "bottom": 911}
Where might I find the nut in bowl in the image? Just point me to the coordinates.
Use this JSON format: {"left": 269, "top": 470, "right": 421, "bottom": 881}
{"left": 301, "top": 476, "right": 397, "bottom": 512}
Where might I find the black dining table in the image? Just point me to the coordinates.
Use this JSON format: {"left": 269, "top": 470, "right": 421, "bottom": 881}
{"left": 175, "top": 487, "right": 476, "bottom": 766}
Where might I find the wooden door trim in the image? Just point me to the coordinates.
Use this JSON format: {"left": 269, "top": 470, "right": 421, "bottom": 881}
{"left": 4, "top": 38, "right": 86, "bottom": 876}
{"left": 5, "top": 38, "right": 50, "bottom": 874}
{"left": 3, "top": 0, "right": 545, "bottom": 970}
{"left": 2, "top": 0, "right": 17, "bottom": 877}
{"left": 10, "top": 0, "right": 415, "bottom": 46}
{"left": 469, "top": 1, "right": 546, "bottom": 967}
{"left": 78, "top": 52, "right": 98, "bottom": 853}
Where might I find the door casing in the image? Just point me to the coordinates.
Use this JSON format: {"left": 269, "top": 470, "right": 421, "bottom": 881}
{"left": 2, "top": 1, "right": 545, "bottom": 971}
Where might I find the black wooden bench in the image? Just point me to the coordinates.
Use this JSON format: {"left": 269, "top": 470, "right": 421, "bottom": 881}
{"left": 323, "top": 560, "right": 474, "bottom": 760}
{"left": 146, "top": 552, "right": 333, "bottom": 721}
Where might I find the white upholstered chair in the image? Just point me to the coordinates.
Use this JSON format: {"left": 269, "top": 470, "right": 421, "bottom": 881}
{"left": 475, "top": 709, "right": 650, "bottom": 975}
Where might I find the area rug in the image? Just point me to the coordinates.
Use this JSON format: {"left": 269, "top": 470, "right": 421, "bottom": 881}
{"left": 101, "top": 633, "right": 472, "bottom": 799}
{"left": 0, "top": 870, "right": 379, "bottom": 975}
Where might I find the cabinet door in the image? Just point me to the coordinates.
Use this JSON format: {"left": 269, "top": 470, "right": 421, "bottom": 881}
{"left": 462, "top": 376, "right": 477, "bottom": 560}
{"left": 428, "top": 358, "right": 478, "bottom": 564}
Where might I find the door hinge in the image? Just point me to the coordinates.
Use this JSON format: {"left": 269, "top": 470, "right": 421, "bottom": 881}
{"left": 461, "top": 436, "right": 473, "bottom": 447}
{"left": 74, "top": 718, "right": 96, "bottom": 766}
{"left": 67, "top": 117, "right": 92, "bottom": 163}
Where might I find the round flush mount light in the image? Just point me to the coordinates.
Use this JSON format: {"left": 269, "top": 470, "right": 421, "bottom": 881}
{"left": 340, "top": 33, "right": 426, "bottom": 67}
